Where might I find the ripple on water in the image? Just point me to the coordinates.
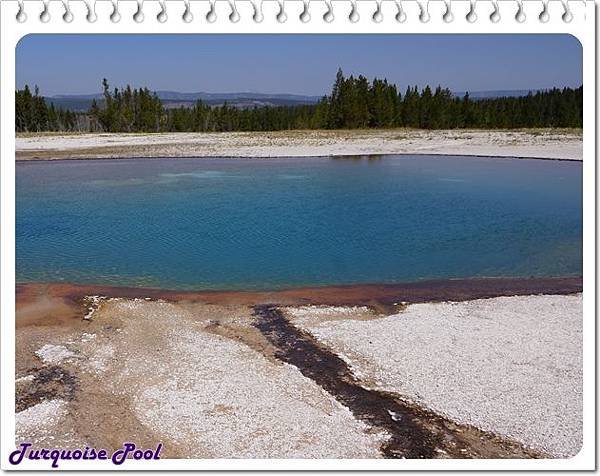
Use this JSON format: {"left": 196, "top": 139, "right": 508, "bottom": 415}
{"left": 16, "top": 156, "right": 582, "bottom": 290}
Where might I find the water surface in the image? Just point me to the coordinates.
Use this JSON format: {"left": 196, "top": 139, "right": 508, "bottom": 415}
{"left": 16, "top": 155, "right": 582, "bottom": 290}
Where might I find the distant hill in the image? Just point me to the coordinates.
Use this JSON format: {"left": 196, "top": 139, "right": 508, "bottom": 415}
{"left": 46, "top": 91, "right": 322, "bottom": 112}
{"left": 45, "top": 89, "right": 542, "bottom": 112}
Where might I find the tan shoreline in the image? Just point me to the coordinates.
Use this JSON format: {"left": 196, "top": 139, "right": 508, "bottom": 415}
{"left": 15, "top": 129, "right": 583, "bottom": 161}
{"left": 16, "top": 276, "right": 583, "bottom": 327}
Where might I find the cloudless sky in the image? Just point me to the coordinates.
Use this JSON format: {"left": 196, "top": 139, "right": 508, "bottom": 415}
{"left": 16, "top": 34, "right": 581, "bottom": 96}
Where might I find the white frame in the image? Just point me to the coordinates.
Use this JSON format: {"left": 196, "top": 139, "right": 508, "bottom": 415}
{"left": 0, "top": 0, "right": 595, "bottom": 470}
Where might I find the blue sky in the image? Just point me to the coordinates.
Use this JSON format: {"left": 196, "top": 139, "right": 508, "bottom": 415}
{"left": 16, "top": 34, "right": 581, "bottom": 96}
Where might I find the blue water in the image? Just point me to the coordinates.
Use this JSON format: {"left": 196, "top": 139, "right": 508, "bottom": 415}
{"left": 16, "top": 155, "right": 582, "bottom": 290}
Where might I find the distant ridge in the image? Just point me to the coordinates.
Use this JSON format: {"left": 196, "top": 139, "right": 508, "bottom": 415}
{"left": 51, "top": 91, "right": 323, "bottom": 102}
{"left": 46, "top": 89, "right": 543, "bottom": 112}
{"left": 47, "top": 91, "right": 322, "bottom": 111}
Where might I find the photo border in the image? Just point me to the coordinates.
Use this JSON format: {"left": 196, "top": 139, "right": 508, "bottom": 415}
{"left": 1, "top": 0, "right": 595, "bottom": 470}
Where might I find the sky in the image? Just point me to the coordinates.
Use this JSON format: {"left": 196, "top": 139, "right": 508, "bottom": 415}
{"left": 16, "top": 34, "right": 582, "bottom": 96}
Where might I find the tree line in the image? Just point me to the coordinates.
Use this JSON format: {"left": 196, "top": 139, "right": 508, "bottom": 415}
{"left": 16, "top": 85, "right": 79, "bottom": 132}
{"left": 16, "top": 68, "right": 583, "bottom": 133}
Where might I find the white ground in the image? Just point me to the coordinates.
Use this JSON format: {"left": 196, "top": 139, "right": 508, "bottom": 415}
{"left": 287, "top": 294, "right": 583, "bottom": 458}
{"left": 34, "top": 344, "right": 76, "bottom": 364}
{"left": 76, "top": 299, "right": 388, "bottom": 458}
{"left": 16, "top": 294, "right": 583, "bottom": 459}
{"left": 131, "top": 327, "right": 386, "bottom": 458}
{"left": 16, "top": 129, "right": 582, "bottom": 161}
{"left": 15, "top": 399, "right": 81, "bottom": 448}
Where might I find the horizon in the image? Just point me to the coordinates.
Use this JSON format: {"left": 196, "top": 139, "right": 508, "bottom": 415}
{"left": 41, "top": 85, "right": 579, "bottom": 99}
{"left": 16, "top": 34, "right": 582, "bottom": 97}
{"left": 45, "top": 89, "right": 323, "bottom": 98}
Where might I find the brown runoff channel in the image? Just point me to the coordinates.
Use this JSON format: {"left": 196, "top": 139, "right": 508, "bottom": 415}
{"left": 253, "top": 304, "right": 547, "bottom": 459}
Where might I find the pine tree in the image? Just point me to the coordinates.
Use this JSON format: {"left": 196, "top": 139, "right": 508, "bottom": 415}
{"left": 16, "top": 74, "right": 584, "bottom": 134}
